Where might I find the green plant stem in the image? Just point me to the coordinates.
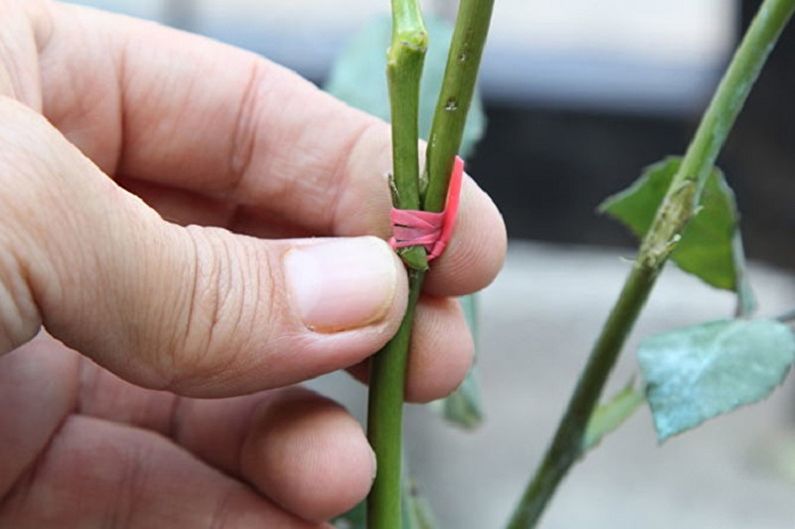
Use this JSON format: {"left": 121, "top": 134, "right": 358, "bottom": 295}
{"left": 368, "top": 3, "right": 426, "bottom": 527}
{"left": 367, "top": 269, "right": 424, "bottom": 528}
{"left": 506, "top": 2, "right": 795, "bottom": 528}
{"left": 367, "top": 2, "right": 494, "bottom": 528}
{"left": 387, "top": 0, "right": 428, "bottom": 271}
{"left": 423, "top": 0, "right": 495, "bottom": 211}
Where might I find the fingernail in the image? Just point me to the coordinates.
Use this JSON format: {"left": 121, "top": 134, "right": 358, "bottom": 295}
{"left": 369, "top": 445, "right": 378, "bottom": 482}
{"left": 284, "top": 237, "right": 398, "bottom": 332}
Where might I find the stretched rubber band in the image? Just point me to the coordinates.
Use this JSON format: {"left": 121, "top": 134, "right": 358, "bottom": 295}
{"left": 389, "top": 156, "right": 464, "bottom": 261}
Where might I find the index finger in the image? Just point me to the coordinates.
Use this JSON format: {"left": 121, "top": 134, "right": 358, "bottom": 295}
{"left": 34, "top": 2, "right": 506, "bottom": 295}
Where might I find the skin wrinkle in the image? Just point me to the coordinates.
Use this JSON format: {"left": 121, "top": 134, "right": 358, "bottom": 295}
{"left": 0, "top": 350, "right": 80, "bottom": 510}
{"left": 0, "top": 239, "right": 39, "bottom": 352}
{"left": 103, "top": 438, "right": 148, "bottom": 529}
{"left": 203, "top": 232, "right": 244, "bottom": 374}
{"left": 327, "top": 118, "right": 382, "bottom": 237}
{"left": 165, "top": 395, "right": 188, "bottom": 447}
{"left": 75, "top": 356, "right": 176, "bottom": 432}
{"left": 180, "top": 226, "right": 202, "bottom": 357}
{"left": 166, "top": 227, "right": 269, "bottom": 395}
{"left": 208, "top": 486, "right": 236, "bottom": 529}
{"left": 174, "top": 227, "right": 227, "bottom": 389}
{"left": 75, "top": 356, "right": 102, "bottom": 416}
{"left": 39, "top": 7, "right": 121, "bottom": 172}
{"left": 332, "top": 129, "right": 393, "bottom": 240}
{"left": 109, "top": 15, "right": 130, "bottom": 179}
{"left": 0, "top": 2, "right": 29, "bottom": 104}
{"left": 186, "top": 239, "right": 283, "bottom": 394}
{"left": 26, "top": 0, "right": 55, "bottom": 57}
{"left": 226, "top": 58, "right": 266, "bottom": 197}
{"left": 2, "top": 444, "right": 44, "bottom": 511}
{"left": 113, "top": 22, "right": 199, "bottom": 187}
{"left": 231, "top": 68, "right": 330, "bottom": 221}
{"left": 0, "top": 105, "right": 51, "bottom": 351}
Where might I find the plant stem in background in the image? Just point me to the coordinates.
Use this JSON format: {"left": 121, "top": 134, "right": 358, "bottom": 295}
{"left": 367, "top": 1, "right": 494, "bottom": 528}
{"left": 506, "top": 1, "right": 795, "bottom": 527}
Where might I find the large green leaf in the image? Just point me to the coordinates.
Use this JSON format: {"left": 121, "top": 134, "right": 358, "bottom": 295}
{"left": 324, "top": 15, "right": 486, "bottom": 158}
{"left": 599, "top": 157, "right": 756, "bottom": 314}
{"left": 333, "top": 475, "right": 437, "bottom": 529}
{"left": 582, "top": 379, "right": 645, "bottom": 451}
{"left": 429, "top": 294, "right": 484, "bottom": 429}
{"left": 637, "top": 319, "right": 795, "bottom": 442}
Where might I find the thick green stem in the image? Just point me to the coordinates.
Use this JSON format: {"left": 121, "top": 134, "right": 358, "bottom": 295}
{"left": 506, "top": 2, "right": 795, "bottom": 528}
{"left": 423, "top": 0, "right": 495, "bottom": 211}
{"left": 367, "top": 3, "right": 427, "bottom": 527}
{"left": 367, "top": 269, "right": 424, "bottom": 529}
{"left": 367, "top": 2, "right": 494, "bottom": 528}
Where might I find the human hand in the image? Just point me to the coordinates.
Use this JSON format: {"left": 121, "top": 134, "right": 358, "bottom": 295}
{"left": 0, "top": 1, "right": 506, "bottom": 527}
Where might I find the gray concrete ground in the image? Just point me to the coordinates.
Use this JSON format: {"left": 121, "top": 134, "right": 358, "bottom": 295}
{"left": 313, "top": 241, "right": 795, "bottom": 529}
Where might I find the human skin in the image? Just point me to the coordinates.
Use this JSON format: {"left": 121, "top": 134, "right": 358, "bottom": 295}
{"left": 0, "top": 1, "right": 507, "bottom": 527}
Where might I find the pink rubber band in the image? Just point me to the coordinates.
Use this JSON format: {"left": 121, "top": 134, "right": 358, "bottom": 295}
{"left": 389, "top": 156, "right": 464, "bottom": 261}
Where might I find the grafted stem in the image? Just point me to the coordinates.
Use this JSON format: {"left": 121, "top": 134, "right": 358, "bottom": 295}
{"left": 367, "top": 1, "right": 495, "bottom": 528}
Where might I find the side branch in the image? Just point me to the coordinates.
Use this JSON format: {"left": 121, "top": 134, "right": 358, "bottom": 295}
{"left": 506, "top": 1, "right": 795, "bottom": 527}
{"left": 423, "top": 0, "right": 495, "bottom": 212}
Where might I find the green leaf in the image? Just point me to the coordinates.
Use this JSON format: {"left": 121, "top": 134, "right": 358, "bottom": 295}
{"left": 406, "top": 496, "right": 437, "bottom": 529}
{"left": 432, "top": 364, "right": 483, "bottom": 429}
{"left": 599, "top": 156, "right": 756, "bottom": 314}
{"left": 638, "top": 319, "right": 795, "bottom": 442}
{"left": 324, "top": 15, "right": 486, "bottom": 158}
{"left": 429, "top": 294, "right": 484, "bottom": 429}
{"left": 333, "top": 500, "right": 365, "bottom": 529}
{"left": 334, "top": 464, "right": 438, "bottom": 529}
{"left": 403, "top": 477, "right": 438, "bottom": 529}
{"left": 731, "top": 231, "right": 757, "bottom": 316}
{"left": 582, "top": 379, "right": 645, "bottom": 451}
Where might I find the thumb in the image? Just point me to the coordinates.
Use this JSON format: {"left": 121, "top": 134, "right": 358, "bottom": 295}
{"left": 0, "top": 97, "right": 408, "bottom": 397}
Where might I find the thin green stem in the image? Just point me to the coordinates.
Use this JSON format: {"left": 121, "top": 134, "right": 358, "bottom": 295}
{"left": 367, "top": 2, "right": 494, "bottom": 528}
{"left": 506, "top": 2, "right": 795, "bottom": 528}
{"left": 387, "top": 0, "right": 428, "bottom": 270}
{"left": 675, "top": 0, "right": 795, "bottom": 193}
{"left": 423, "top": 0, "right": 495, "bottom": 211}
{"left": 507, "top": 265, "right": 657, "bottom": 527}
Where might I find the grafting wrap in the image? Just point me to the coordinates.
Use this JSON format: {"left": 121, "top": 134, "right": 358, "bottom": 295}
{"left": 389, "top": 156, "right": 464, "bottom": 261}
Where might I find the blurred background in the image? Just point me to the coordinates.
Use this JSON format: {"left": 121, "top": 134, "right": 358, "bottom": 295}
{"left": 68, "top": 1, "right": 795, "bottom": 528}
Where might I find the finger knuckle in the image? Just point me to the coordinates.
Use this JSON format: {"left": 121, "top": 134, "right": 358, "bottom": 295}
{"left": 0, "top": 98, "right": 59, "bottom": 352}
{"left": 164, "top": 226, "right": 275, "bottom": 391}
{"left": 0, "top": 241, "right": 40, "bottom": 353}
